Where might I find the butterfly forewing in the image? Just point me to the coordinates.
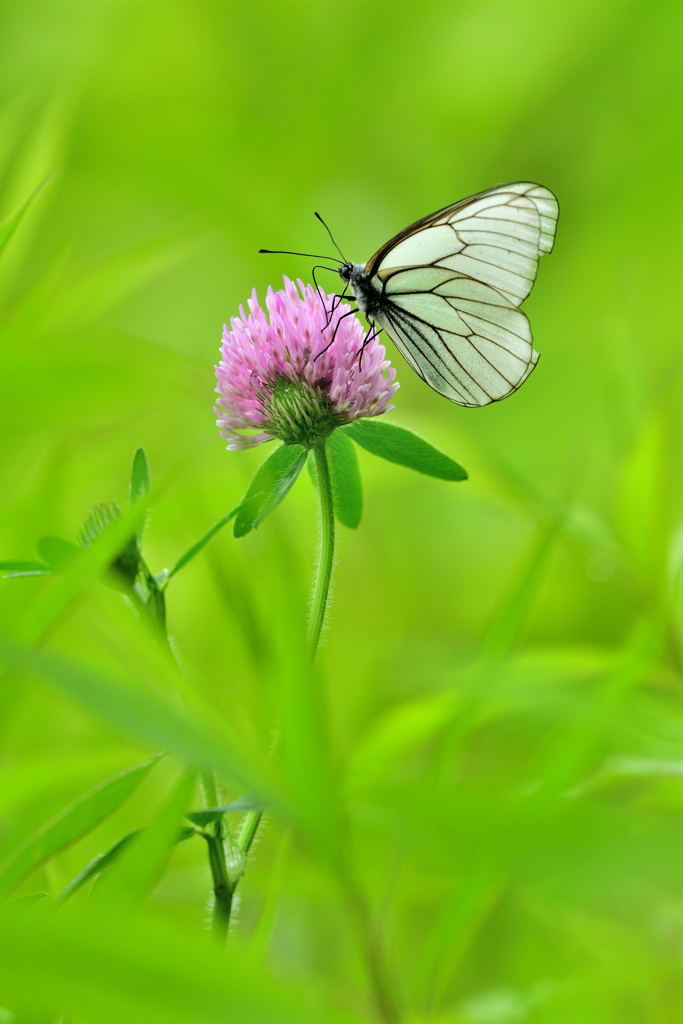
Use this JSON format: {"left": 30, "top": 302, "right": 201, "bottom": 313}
{"left": 363, "top": 181, "right": 558, "bottom": 407}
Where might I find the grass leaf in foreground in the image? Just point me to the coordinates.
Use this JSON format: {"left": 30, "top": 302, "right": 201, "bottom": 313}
{"left": 0, "top": 633, "right": 273, "bottom": 807}
{"left": 0, "top": 175, "right": 52, "bottom": 258}
{"left": 0, "top": 899, "right": 345, "bottom": 1024}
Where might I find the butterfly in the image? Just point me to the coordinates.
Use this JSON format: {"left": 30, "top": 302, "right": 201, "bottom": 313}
{"left": 261, "top": 181, "right": 558, "bottom": 407}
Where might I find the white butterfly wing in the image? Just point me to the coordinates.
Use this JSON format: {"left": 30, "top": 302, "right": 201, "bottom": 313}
{"left": 362, "top": 182, "right": 558, "bottom": 406}
{"left": 374, "top": 271, "right": 538, "bottom": 406}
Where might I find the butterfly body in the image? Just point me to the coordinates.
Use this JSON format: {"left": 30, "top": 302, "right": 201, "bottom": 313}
{"left": 339, "top": 262, "right": 381, "bottom": 318}
{"left": 338, "top": 182, "right": 559, "bottom": 407}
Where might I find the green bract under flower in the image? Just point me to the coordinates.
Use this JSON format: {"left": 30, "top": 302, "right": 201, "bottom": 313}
{"left": 262, "top": 376, "right": 343, "bottom": 447}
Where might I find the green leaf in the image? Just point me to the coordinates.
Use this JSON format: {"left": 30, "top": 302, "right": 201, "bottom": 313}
{"left": 185, "top": 796, "right": 267, "bottom": 827}
{"left": 0, "top": 898, "right": 340, "bottom": 1024}
{"left": 0, "top": 559, "right": 52, "bottom": 576}
{"left": 36, "top": 536, "right": 79, "bottom": 569}
{"left": 0, "top": 633, "right": 272, "bottom": 804}
{"left": 234, "top": 444, "right": 307, "bottom": 538}
{"left": 57, "top": 827, "right": 197, "bottom": 904}
{"left": 129, "top": 448, "right": 151, "bottom": 541}
{"left": 0, "top": 755, "right": 161, "bottom": 897}
{"left": 344, "top": 420, "right": 467, "bottom": 481}
{"left": 326, "top": 430, "right": 363, "bottom": 529}
{"left": 166, "top": 507, "right": 238, "bottom": 581}
{"left": 94, "top": 769, "right": 196, "bottom": 907}
{"left": 57, "top": 831, "right": 139, "bottom": 903}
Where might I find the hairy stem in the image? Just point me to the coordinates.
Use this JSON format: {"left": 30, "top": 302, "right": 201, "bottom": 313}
{"left": 205, "top": 829, "right": 234, "bottom": 942}
{"left": 308, "top": 440, "right": 335, "bottom": 655}
{"left": 153, "top": 605, "right": 233, "bottom": 945}
{"left": 233, "top": 440, "right": 336, "bottom": 888}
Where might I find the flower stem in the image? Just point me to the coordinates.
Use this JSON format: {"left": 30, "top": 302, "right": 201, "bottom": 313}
{"left": 149, "top": 600, "right": 234, "bottom": 945}
{"left": 308, "top": 439, "right": 335, "bottom": 655}
{"left": 232, "top": 440, "right": 336, "bottom": 894}
{"left": 205, "top": 828, "right": 234, "bottom": 941}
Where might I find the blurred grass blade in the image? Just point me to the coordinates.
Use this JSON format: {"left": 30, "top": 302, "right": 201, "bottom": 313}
{"left": 0, "top": 559, "right": 51, "bottom": 573}
{"left": 344, "top": 420, "right": 467, "bottom": 480}
{"left": 0, "top": 175, "right": 52, "bottom": 258}
{"left": 166, "top": 507, "right": 238, "bottom": 581}
{"left": 95, "top": 769, "right": 196, "bottom": 907}
{"left": 0, "top": 755, "right": 161, "bottom": 897}
{"left": 0, "top": 632, "right": 273, "bottom": 805}
{"left": 58, "top": 826, "right": 196, "bottom": 904}
{"left": 0, "top": 899, "right": 346, "bottom": 1024}
{"left": 326, "top": 430, "right": 362, "bottom": 529}
{"left": 429, "top": 502, "right": 569, "bottom": 779}
{"left": 479, "top": 506, "right": 567, "bottom": 663}
{"left": 234, "top": 444, "right": 306, "bottom": 538}
{"left": 45, "top": 235, "right": 199, "bottom": 332}
{"left": 534, "top": 619, "right": 663, "bottom": 797}
{"left": 57, "top": 830, "right": 139, "bottom": 904}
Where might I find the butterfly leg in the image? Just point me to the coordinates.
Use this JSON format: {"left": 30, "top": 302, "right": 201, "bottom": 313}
{"left": 314, "top": 307, "right": 359, "bottom": 359}
{"left": 356, "top": 321, "right": 382, "bottom": 369}
{"left": 321, "top": 289, "right": 353, "bottom": 331}
{"left": 310, "top": 265, "right": 340, "bottom": 327}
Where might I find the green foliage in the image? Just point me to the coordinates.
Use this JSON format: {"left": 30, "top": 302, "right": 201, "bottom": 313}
{"left": 0, "top": 176, "right": 51, "bottom": 258}
{"left": 344, "top": 419, "right": 467, "bottom": 480}
{"left": 186, "top": 797, "right": 266, "bottom": 827}
{"left": 0, "top": 900, "right": 344, "bottom": 1024}
{"left": 130, "top": 446, "right": 151, "bottom": 541}
{"left": 233, "top": 443, "right": 307, "bottom": 537}
{"left": 130, "top": 447, "right": 151, "bottom": 505}
{"left": 94, "top": 769, "right": 196, "bottom": 907}
{"left": 0, "top": 2, "right": 680, "bottom": 1022}
{"left": 0, "top": 558, "right": 51, "bottom": 575}
{"left": 308, "top": 431, "right": 363, "bottom": 528}
{"left": 326, "top": 430, "right": 363, "bottom": 528}
{"left": 0, "top": 756, "right": 161, "bottom": 897}
{"left": 57, "top": 830, "right": 140, "bottom": 903}
{"left": 35, "top": 536, "right": 79, "bottom": 569}
{"left": 58, "top": 827, "right": 197, "bottom": 904}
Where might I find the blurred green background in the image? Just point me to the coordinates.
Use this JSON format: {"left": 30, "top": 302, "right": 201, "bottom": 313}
{"left": 1, "top": 0, "right": 681, "bottom": 1021}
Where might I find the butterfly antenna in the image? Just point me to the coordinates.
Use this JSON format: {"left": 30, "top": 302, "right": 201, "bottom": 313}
{"left": 258, "top": 248, "right": 343, "bottom": 265}
{"left": 314, "top": 212, "right": 347, "bottom": 264}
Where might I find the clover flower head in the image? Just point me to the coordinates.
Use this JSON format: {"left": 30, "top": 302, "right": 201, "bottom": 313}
{"left": 215, "top": 277, "right": 398, "bottom": 450}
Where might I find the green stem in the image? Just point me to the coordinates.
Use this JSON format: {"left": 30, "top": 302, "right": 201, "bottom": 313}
{"left": 149, "top": 589, "right": 234, "bottom": 944}
{"left": 347, "top": 881, "right": 401, "bottom": 1024}
{"left": 205, "top": 831, "right": 234, "bottom": 942}
{"left": 308, "top": 440, "right": 335, "bottom": 656}
{"left": 234, "top": 441, "right": 336, "bottom": 891}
